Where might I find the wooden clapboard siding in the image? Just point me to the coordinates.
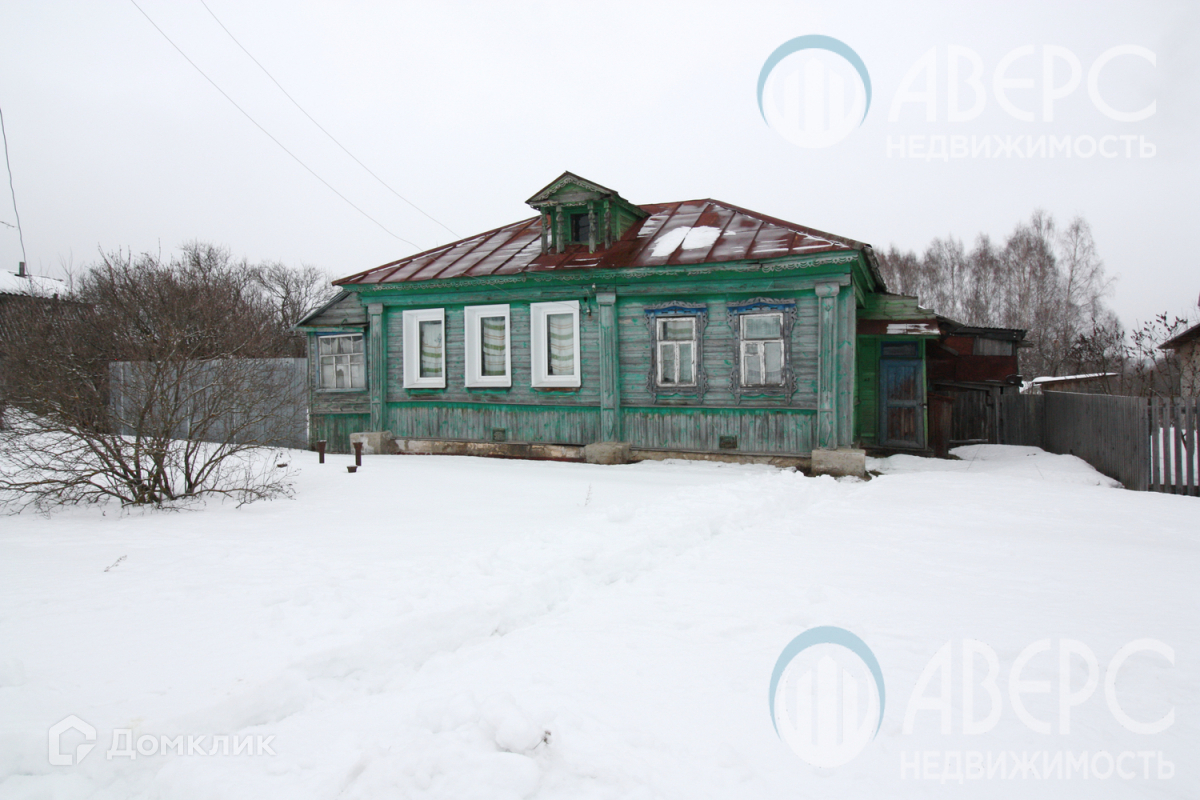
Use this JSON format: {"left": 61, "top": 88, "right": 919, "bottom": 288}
{"left": 304, "top": 253, "right": 869, "bottom": 457}
{"left": 622, "top": 407, "right": 815, "bottom": 453}
{"left": 310, "top": 413, "right": 371, "bottom": 453}
{"left": 855, "top": 337, "right": 880, "bottom": 444}
{"left": 387, "top": 402, "right": 600, "bottom": 445}
{"left": 303, "top": 291, "right": 367, "bottom": 327}
{"left": 385, "top": 302, "right": 600, "bottom": 406}
{"left": 616, "top": 294, "right": 820, "bottom": 408}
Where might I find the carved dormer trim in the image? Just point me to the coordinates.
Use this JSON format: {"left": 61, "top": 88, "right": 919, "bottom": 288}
{"left": 526, "top": 172, "right": 648, "bottom": 253}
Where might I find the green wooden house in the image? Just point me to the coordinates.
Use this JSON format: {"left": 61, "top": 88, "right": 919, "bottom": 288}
{"left": 297, "top": 172, "right": 940, "bottom": 468}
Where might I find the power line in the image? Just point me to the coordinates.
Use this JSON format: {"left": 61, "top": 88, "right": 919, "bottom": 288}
{"left": 0, "top": 105, "right": 27, "bottom": 265}
{"left": 200, "top": 0, "right": 458, "bottom": 239}
{"left": 128, "top": 0, "right": 419, "bottom": 248}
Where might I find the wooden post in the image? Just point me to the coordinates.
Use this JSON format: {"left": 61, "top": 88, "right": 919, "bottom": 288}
{"left": 367, "top": 303, "right": 385, "bottom": 431}
{"left": 354, "top": 440, "right": 363, "bottom": 467}
{"left": 1149, "top": 398, "right": 1157, "bottom": 492}
{"left": 815, "top": 282, "right": 839, "bottom": 450}
{"left": 587, "top": 202, "right": 596, "bottom": 254}
{"left": 1173, "top": 399, "right": 1184, "bottom": 495}
{"left": 317, "top": 440, "right": 326, "bottom": 464}
{"left": 596, "top": 291, "right": 621, "bottom": 441}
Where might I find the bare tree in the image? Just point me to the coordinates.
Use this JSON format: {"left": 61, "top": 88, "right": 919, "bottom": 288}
{"left": 251, "top": 261, "right": 334, "bottom": 355}
{"left": 0, "top": 245, "right": 299, "bottom": 511}
{"left": 876, "top": 210, "right": 1117, "bottom": 379}
{"left": 1120, "top": 313, "right": 1189, "bottom": 397}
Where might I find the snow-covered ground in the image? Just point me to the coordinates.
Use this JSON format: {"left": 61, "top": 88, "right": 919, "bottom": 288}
{"left": 0, "top": 445, "right": 1195, "bottom": 799}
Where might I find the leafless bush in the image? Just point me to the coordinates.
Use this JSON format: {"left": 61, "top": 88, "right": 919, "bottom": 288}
{"left": 0, "top": 244, "right": 304, "bottom": 511}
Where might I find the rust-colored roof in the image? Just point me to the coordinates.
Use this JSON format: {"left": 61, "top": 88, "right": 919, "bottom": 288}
{"left": 335, "top": 199, "right": 865, "bottom": 286}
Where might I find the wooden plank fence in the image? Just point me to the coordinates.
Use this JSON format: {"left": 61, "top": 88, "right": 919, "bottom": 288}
{"left": 999, "top": 391, "right": 1198, "bottom": 495}
{"left": 1150, "top": 396, "right": 1199, "bottom": 496}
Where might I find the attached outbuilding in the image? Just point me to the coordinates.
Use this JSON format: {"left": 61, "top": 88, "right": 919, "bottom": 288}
{"left": 297, "top": 173, "right": 958, "bottom": 469}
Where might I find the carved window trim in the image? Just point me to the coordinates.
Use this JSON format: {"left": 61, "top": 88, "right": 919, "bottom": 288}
{"left": 727, "top": 299, "right": 797, "bottom": 401}
{"left": 643, "top": 302, "right": 708, "bottom": 401}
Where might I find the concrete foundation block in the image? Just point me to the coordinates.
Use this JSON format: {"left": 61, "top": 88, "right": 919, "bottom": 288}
{"left": 583, "top": 441, "right": 633, "bottom": 465}
{"left": 810, "top": 448, "right": 867, "bottom": 478}
{"left": 350, "top": 430, "right": 399, "bottom": 456}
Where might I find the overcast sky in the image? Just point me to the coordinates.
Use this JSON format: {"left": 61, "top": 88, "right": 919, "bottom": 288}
{"left": 2, "top": 0, "right": 1196, "bottom": 327}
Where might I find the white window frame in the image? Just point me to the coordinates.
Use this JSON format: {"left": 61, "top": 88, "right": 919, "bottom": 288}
{"left": 740, "top": 312, "right": 786, "bottom": 387}
{"left": 530, "top": 300, "right": 581, "bottom": 388}
{"left": 316, "top": 333, "right": 366, "bottom": 391}
{"left": 402, "top": 308, "right": 446, "bottom": 389}
{"left": 464, "top": 304, "right": 511, "bottom": 388}
{"left": 655, "top": 316, "right": 698, "bottom": 388}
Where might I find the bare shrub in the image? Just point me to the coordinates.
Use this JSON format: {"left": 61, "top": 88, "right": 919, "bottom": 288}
{"left": 0, "top": 245, "right": 302, "bottom": 511}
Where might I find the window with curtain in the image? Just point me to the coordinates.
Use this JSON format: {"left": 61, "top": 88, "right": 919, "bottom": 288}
{"left": 547, "top": 313, "right": 575, "bottom": 376}
{"left": 317, "top": 334, "right": 365, "bottom": 390}
{"left": 402, "top": 308, "right": 446, "bottom": 389}
{"left": 464, "top": 304, "right": 512, "bottom": 387}
{"left": 419, "top": 319, "right": 443, "bottom": 378}
{"left": 481, "top": 315, "right": 506, "bottom": 376}
{"left": 656, "top": 317, "right": 696, "bottom": 386}
{"left": 530, "top": 301, "right": 580, "bottom": 388}
{"left": 740, "top": 312, "right": 784, "bottom": 386}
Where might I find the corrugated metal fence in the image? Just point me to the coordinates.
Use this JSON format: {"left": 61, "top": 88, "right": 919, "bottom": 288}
{"left": 110, "top": 358, "right": 308, "bottom": 450}
{"left": 999, "top": 391, "right": 1197, "bottom": 495}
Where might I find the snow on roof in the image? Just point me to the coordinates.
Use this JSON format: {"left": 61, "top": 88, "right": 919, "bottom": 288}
{"left": 1030, "top": 372, "right": 1118, "bottom": 385}
{"left": 0, "top": 269, "right": 66, "bottom": 297}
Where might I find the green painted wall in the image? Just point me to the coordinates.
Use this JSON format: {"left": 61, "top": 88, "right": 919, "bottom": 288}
{"left": 622, "top": 406, "right": 814, "bottom": 453}
{"left": 616, "top": 296, "right": 820, "bottom": 408}
{"left": 855, "top": 337, "right": 880, "bottom": 444}
{"left": 387, "top": 402, "right": 599, "bottom": 445}
{"left": 310, "top": 413, "right": 371, "bottom": 453}
{"left": 305, "top": 254, "right": 869, "bottom": 456}
{"left": 385, "top": 303, "right": 600, "bottom": 406}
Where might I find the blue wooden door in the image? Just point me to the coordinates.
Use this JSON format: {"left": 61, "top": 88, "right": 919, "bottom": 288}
{"left": 880, "top": 358, "right": 925, "bottom": 449}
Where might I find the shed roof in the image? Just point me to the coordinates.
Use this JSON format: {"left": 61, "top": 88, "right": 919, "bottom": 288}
{"left": 336, "top": 199, "right": 876, "bottom": 287}
{"left": 0, "top": 270, "right": 65, "bottom": 297}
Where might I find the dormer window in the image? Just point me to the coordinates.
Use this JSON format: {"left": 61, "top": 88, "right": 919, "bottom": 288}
{"left": 526, "top": 171, "right": 648, "bottom": 255}
{"left": 571, "top": 212, "right": 591, "bottom": 245}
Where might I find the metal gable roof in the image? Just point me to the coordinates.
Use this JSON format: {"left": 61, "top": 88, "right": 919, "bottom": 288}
{"left": 335, "top": 199, "right": 870, "bottom": 287}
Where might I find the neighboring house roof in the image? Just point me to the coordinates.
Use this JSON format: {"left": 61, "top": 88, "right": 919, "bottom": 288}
{"left": 335, "top": 198, "right": 873, "bottom": 287}
{"left": 1030, "top": 372, "right": 1118, "bottom": 385}
{"left": 0, "top": 270, "right": 65, "bottom": 297}
{"left": 1160, "top": 321, "right": 1200, "bottom": 351}
{"left": 935, "top": 315, "right": 1027, "bottom": 342}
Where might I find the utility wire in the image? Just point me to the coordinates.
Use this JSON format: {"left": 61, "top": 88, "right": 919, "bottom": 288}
{"left": 200, "top": 0, "right": 458, "bottom": 239}
{"left": 129, "top": 0, "right": 419, "bottom": 248}
{"left": 0, "top": 105, "right": 28, "bottom": 265}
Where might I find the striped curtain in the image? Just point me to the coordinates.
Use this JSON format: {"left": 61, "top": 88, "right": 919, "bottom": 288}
{"left": 419, "top": 320, "right": 443, "bottom": 378}
{"left": 547, "top": 313, "right": 574, "bottom": 376}
{"left": 481, "top": 316, "right": 506, "bottom": 376}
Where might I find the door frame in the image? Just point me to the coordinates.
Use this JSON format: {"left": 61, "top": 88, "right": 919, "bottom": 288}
{"left": 878, "top": 340, "right": 927, "bottom": 449}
